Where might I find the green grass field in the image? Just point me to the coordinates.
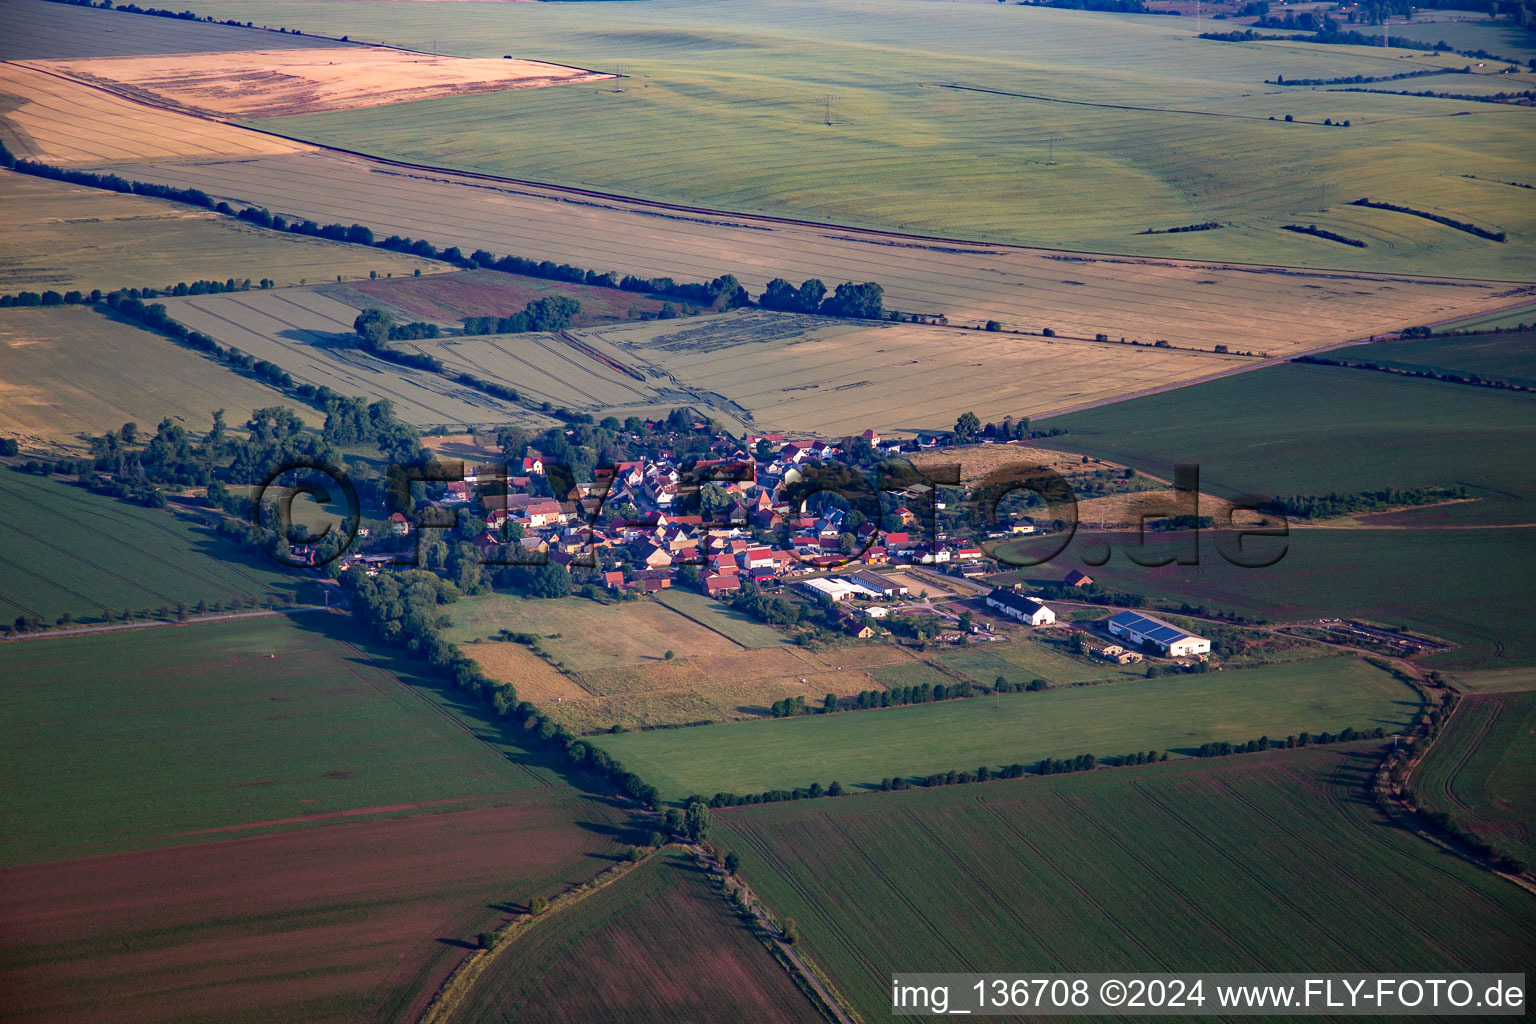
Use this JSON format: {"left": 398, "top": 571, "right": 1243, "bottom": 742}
{"left": 1031, "top": 361, "right": 1536, "bottom": 523}
{"left": 450, "top": 852, "right": 821, "bottom": 1024}
{"left": 651, "top": 588, "right": 787, "bottom": 648}
{"left": 591, "top": 656, "right": 1419, "bottom": 801}
{"left": 1413, "top": 690, "right": 1536, "bottom": 870}
{"left": 0, "top": 469, "right": 317, "bottom": 626}
{"left": 204, "top": 0, "right": 1536, "bottom": 279}
{"left": 714, "top": 746, "right": 1536, "bottom": 1023}
{"left": 936, "top": 637, "right": 1146, "bottom": 687}
{"left": 994, "top": 527, "right": 1536, "bottom": 668}
{"left": 0, "top": 613, "right": 546, "bottom": 865}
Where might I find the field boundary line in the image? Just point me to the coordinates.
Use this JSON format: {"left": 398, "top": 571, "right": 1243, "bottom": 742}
{"left": 650, "top": 590, "right": 758, "bottom": 649}
{"left": 414, "top": 850, "right": 653, "bottom": 1024}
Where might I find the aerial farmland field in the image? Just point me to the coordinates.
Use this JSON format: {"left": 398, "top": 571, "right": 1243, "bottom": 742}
{"left": 714, "top": 746, "right": 1536, "bottom": 1023}
{"left": 0, "top": 469, "right": 315, "bottom": 625}
{"left": 158, "top": 286, "right": 544, "bottom": 429}
{"left": 0, "top": 170, "right": 447, "bottom": 295}
{"left": 1413, "top": 690, "right": 1536, "bottom": 870}
{"left": 591, "top": 655, "right": 1421, "bottom": 801}
{"left": 28, "top": 47, "right": 610, "bottom": 119}
{"left": 0, "top": 0, "right": 342, "bottom": 60}
{"left": 0, "top": 613, "right": 640, "bottom": 1024}
{"left": 0, "top": 613, "right": 550, "bottom": 864}
{"left": 109, "top": 151, "right": 1520, "bottom": 346}
{"left": 0, "top": 305, "right": 316, "bottom": 444}
{"left": 447, "top": 851, "right": 823, "bottom": 1024}
{"left": 209, "top": 0, "right": 1536, "bottom": 279}
{"left": 0, "top": 62, "right": 313, "bottom": 165}
{"left": 993, "top": 528, "right": 1536, "bottom": 668}
{"left": 1028, "top": 359, "right": 1536, "bottom": 523}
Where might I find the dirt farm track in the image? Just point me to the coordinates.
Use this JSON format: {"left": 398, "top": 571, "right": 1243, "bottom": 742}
{"left": 108, "top": 150, "right": 1526, "bottom": 350}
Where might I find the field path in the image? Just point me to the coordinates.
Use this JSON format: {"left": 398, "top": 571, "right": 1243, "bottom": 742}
{"left": 684, "top": 841, "right": 857, "bottom": 1024}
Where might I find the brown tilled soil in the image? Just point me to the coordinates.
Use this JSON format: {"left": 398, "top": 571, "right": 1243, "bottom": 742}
{"left": 0, "top": 795, "right": 632, "bottom": 1024}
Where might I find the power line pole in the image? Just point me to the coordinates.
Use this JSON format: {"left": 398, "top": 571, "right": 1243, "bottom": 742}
{"left": 1043, "top": 135, "right": 1061, "bottom": 165}
{"left": 822, "top": 94, "right": 834, "bottom": 126}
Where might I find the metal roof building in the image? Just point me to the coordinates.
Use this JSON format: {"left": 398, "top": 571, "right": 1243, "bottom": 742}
{"left": 1105, "top": 611, "right": 1210, "bottom": 657}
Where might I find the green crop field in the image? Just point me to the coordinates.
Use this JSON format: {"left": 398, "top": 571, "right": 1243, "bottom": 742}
{"left": 994, "top": 527, "right": 1536, "bottom": 668}
{"left": 714, "top": 746, "right": 1536, "bottom": 1023}
{"left": 228, "top": 0, "right": 1536, "bottom": 280}
{"left": 0, "top": 613, "right": 548, "bottom": 865}
{"left": 0, "top": 469, "right": 318, "bottom": 626}
{"left": 591, "top": 656, "right": 1419, "bottom": 801}
{"left": 1343, "top": 328, "right": 1536, "bottom": 387}
{"left": 450, "top": 852, "right": 821, "bottom": 1024}
{"left": 1030, "top": 361, "right": 1536, "bottom": 523}
{"left": 1413, "top": 690, "right": 1536, "bottom": 870}
{"left": 651, "top": 589, "right": 786, "bottom": 648}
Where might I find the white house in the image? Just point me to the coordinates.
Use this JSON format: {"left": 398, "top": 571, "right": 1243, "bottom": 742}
{"left": 985, "top": 587, "right": 1056, "bottom": 626}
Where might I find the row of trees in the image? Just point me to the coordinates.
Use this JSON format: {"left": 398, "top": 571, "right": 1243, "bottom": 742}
{"left": 1349, "top": 198, "right": 1508, "bottom": 242}
{"left": 1297, "top": 355, "right": 1535, "bottom": 394}
{"left": 1195, "top": 727, "right": 1385, "bottom": 758}
{"left": 1263, "top": 486, "right": 1462, "bottom": 521}
{"left": 1281, "top": 224, "right": 1368, "bottom": 248}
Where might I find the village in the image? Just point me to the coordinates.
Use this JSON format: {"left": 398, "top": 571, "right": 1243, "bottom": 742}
{"left": 330, "top": 421, "right": 1213, "bottom": 666}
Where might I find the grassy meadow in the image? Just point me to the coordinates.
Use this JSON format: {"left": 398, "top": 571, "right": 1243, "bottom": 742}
{"left": 714, "top": 746, "right": 1536, "bottom": 1023}
{"left": 0, "top": 469, "right": 318, "bottom": 626}
{"left": 1413, "top": 690, "right": 1536, "bottom": 870}
{"left": 233, "top": 0, "right": 1536, "bottom": 279}
{"left": 0, "top": 614, "right": 545, "bottom": 864}
{"left": 591, "top": 656, "right": 1420, "bottom": 801}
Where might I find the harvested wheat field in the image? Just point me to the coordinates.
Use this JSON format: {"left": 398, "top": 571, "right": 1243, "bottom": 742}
{"left": 28, "top": 48, "right": 612, "bottom": 120}
{"left": 577, "top": 311, "right": 1255, "bottom": 436}
{"left": 463, "top": 642, "right": 590, "bottom": 703}
{"left": 0, "top": 63, "right": 310, "bottom": 165}
{"left": 0, "top": 170, "right": 446, "bottom": 294}
{"left": 105, "top": 152, "right": 1524, "bottom": 352}
{"left": 0, "top": 306, "right": 316, "bottom": 444}
{"left": 910, "top": 443, "right": 1126, "bottom": 485}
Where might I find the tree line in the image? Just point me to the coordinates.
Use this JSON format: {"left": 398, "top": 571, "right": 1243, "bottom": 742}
{"left": 1270, "top": 66, "right": 1470, "bottom": 87}
{"left": 1261, "top": 486, "right": 1462, "bottom": 520}
{"left": 1281, "top": 224, "right": 1368, "bottom": 247}
{"left": 1349, "top": 198, "right": 1507, "bottom": 242}
{"left": 1296, "top": 355, "right": 1535, "bottom": 393}
{"left": 1195, "top": 726, "right": 1385, "bottom": 758}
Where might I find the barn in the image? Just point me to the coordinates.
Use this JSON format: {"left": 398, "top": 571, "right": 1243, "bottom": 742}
{"left": 1105, "top": 611, "right": 1210, "bottom": 657}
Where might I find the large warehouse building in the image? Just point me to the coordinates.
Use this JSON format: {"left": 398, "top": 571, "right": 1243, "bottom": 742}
{"left": 1105, "top": 611, "right": 1210, "bottom": 657}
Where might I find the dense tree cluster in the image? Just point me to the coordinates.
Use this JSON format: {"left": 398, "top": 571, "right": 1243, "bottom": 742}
{"left": 1263, "top": 486, "right": 1462, "bottom": 520}
{"left": 462, "top": 296, "right": 582, "bottom": 335}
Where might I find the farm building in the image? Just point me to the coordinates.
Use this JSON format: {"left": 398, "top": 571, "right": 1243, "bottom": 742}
{"left": 985, "top": 588, "right": 1056, "bottom": 626}
{"left": 1064, "top": 569, "right": 1094, "bottom": 587}
{"left": 848, "top": 570, "right": 907, "bottom": 597}
{"left": 1105, "top": 611, "right": 1210, "bottom": 657}
{"left": 799, "top": 578, "right": 862, "bottom": 602}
